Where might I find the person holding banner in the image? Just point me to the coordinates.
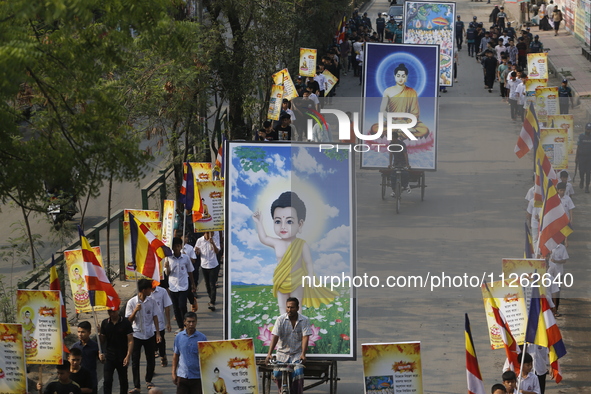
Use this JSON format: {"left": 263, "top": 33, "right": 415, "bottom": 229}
{"left": 165, "top": 237, "right": 196, "bottom": 331}
{"left": 265, "top": 298, "right": 311, "bottom": 394}
{"left": 126, "top": 278, "right": 161, "bottom": 393}
{"left": 172, "top": 312, "right": 207, "bottom": 394}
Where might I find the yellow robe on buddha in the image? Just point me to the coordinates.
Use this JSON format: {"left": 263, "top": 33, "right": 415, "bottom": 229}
{"left": 272, "top": 238, "right": 338, "bottom": 309}
{"left": 213, "top": 378, "right": 227, "bottom": 394}
{"left": 386, "top": 85, "right": 429, "bottom": 137}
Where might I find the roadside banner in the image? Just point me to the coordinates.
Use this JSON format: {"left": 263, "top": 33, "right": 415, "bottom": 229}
{"left": 299, "top": 48, "right": 317, "bottom": 77}
{"left": 481, "top": 282, "right": 527, "bottom": 348}
{"left": 267, "top": 84, "right": 284, "bottom": 121}
{"left": 192, "top": 180, "right": 224, "bottom": 232}
{"left": 64, "top": 247, "right": 109, "bottom": 313}
{"left": 362, "top": 342, "right": 423, "bottom": 394}
{"left": 527, "top": 53, "right": 548, "bottom": 79}
{"left": 272, "top": 68, "right": 298, "bottom": 101}
{"left": 323, "top": 69, "right": 339, "bottom": 96}
{"left": 0, "top": 324, "right": 27, "bottom": 394}
{"left": 539, "top": 128, "right": 569, "bottom": 170}
{"left": 16, "top": 290, "right": 63, "bottom": 364}
{"left": 198, "top": 339, "right": 258, "bottom": 394}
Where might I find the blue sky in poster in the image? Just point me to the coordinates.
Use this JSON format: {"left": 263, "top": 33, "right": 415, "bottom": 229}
{"left": 228, "top": 144, "right": 352, "bottom": 286}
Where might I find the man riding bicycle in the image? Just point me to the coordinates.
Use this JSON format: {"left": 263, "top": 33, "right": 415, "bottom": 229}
{"left": 388, "top": 133, "right": 411, "bottom": 196}
{"left": 265, "top": 297, "right": 311, "bottom": 394}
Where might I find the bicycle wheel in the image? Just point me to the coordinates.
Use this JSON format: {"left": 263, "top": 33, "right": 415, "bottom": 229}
{"left": 395, "top": 177, "right": 401, "bottom": 214}
{"left": 381, "top": 173, "right": 387, "bottom": 200}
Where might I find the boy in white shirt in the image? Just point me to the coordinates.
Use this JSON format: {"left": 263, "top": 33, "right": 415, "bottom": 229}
{"left": 517, "top": 352, "right": 541, "bottom": 394}
{"left": 559, "top": 170, "right": 574, "bottom": 197}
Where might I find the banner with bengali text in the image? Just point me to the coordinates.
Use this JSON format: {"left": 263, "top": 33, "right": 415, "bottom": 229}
{"left": 548, "top": 114, "right": 574, "bottom": 153}
{"left": 272, "top": 68, "right": 298, "bottom": 101}
{"left": 362, "top": 342, "right": 423, "bottom": 394}
{"left": 0, "top": 324, "right": 27, "bottom": 394}
{"left": 299, "top": 48, "right": 317, "bottom": 77}
{"left": 198, "top": 339, "right": 258, "bottom": 394}
{"left": 323, "top": 69, "right": 339, "bottom": 96}
{"left": 501, "top": 259, "right": 547, "bottom": 314}
{"left": 481, "top": 282, "right": 527, "bottom": 349}
{"left": 64, "top": 247, "right": 110, "bottom": 313}
{"left": 527, "top": 53, "right": 548, "bottom": 80}
{"left": 162, "top": 200, "right": 176, "bottom": 248}
{"left": 16, "top": 290, "right": 63, "bottom": 364}
{"left": 540, "top": 128, "right": 569, "bottom": 170}
{"left": 535, "top": 86, "right": 559, "bottom": 124}
{"left": 267, "top": 84, "right": 284, "bottom": 121}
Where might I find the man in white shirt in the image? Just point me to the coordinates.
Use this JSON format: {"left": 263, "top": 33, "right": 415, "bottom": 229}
{"left": 515, "top": 74, "right": 527, "bottom": 121}
{"left": 507, "top": 71, "right": 521, "bottom": 121}
{"left": 195, "top": 232, "right": 220, "bottom": 311}
{"left": 149, "top": 284, "right": 172, "bottom": 367}
{"left": 164, "top": 237, "right": 196, "bottom": 331}
{"left": 126, "top": 279, "right": 161, "bottom": 393}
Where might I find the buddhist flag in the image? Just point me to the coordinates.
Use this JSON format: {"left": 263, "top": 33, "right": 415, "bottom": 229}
{"left": 129, "top": 213, "right": 172, "bottom": 284}
{"left": 514, "top": 103, "right": 538, "bottom": 158}
{"left": 482, "top": 283, "right": 520, "bottom": 373}
{"left": 525, "top": 286, "right": 567, "bottom": 383}
{"left": 78, "top": 227, "right": 120, "bottom": 309}
{"left": 524, "top": 222, "right": 534, "bottom": 258}
{"left": 538, "top": 177, "right": 572, "bottom": 256}
{"left": 533, "top": 143, "right": 558, "bottom": 208}
{"left": 214, "top": 135, "right": 226, "bottom": 179}
{"left": 49, "top": 255, "right": 70, "bottom": 353}
{"left": 465, "top": 314, "right": 486, "bottom": 394}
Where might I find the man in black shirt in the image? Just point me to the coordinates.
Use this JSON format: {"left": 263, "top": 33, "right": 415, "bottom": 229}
{"left": 100, "top": 305, "right": 134, "bottom": 394}
{"left": 482, "top": 50, "right": 498, "bottom": 92}
{"left": 388, "top": 133, "right": 411, "bottom": 195}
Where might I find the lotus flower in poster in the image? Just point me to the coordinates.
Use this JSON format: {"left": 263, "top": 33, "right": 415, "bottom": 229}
{"left": 257, "top": 324, "right": 273, "bottom": 346}
{"left": 308, "top": 325, "right": 322, "bottom": 347}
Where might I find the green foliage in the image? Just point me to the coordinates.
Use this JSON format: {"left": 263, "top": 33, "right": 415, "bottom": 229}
{"left": 323, "top": 149, "right": 349, "bottom": 162}
{"left": 234, "top": 147, "right": 269, "bottom": 173}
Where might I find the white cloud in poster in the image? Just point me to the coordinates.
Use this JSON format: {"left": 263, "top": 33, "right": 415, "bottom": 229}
{"left": 313, "top": 253, "right": 350, "bottom": 277}
{"left": 311, "top": 225, "right": 350, "bottom": 253}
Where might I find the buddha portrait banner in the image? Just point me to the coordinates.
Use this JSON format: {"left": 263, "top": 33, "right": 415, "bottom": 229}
{"left": 64, "top": 247, "right": 110, "bottom": 313}
{"left": 0, "top": 324, "right": 27, "bottom": 393}
{"left": 224, "top": 141, "right": 356, "bottom": 359}
{"left": 361, "top": 43, "right": 439, "bottom": 170}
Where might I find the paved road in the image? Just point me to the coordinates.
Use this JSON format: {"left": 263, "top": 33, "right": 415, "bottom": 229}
{"left": 10, "top": 0, "right": 591, "bottom": 392}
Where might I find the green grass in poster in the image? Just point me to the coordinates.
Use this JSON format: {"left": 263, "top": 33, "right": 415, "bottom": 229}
{"left": 230, "top": 285, "right": 351, "bottom": 355}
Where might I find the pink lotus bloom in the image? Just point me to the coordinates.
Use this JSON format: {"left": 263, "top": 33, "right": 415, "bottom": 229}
{"left": 308, "top": 325, "right": 322, "bottom": 347}
{"left": 257, "top": 324, "right": 273, "bottom": 346}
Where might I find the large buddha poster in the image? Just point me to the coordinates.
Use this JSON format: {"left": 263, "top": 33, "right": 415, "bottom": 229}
{"left": 361, "top": 43, "right": 439, "bottom": 170}
{"left": 224, "top": 142, "right": 356, "bottom": 359}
